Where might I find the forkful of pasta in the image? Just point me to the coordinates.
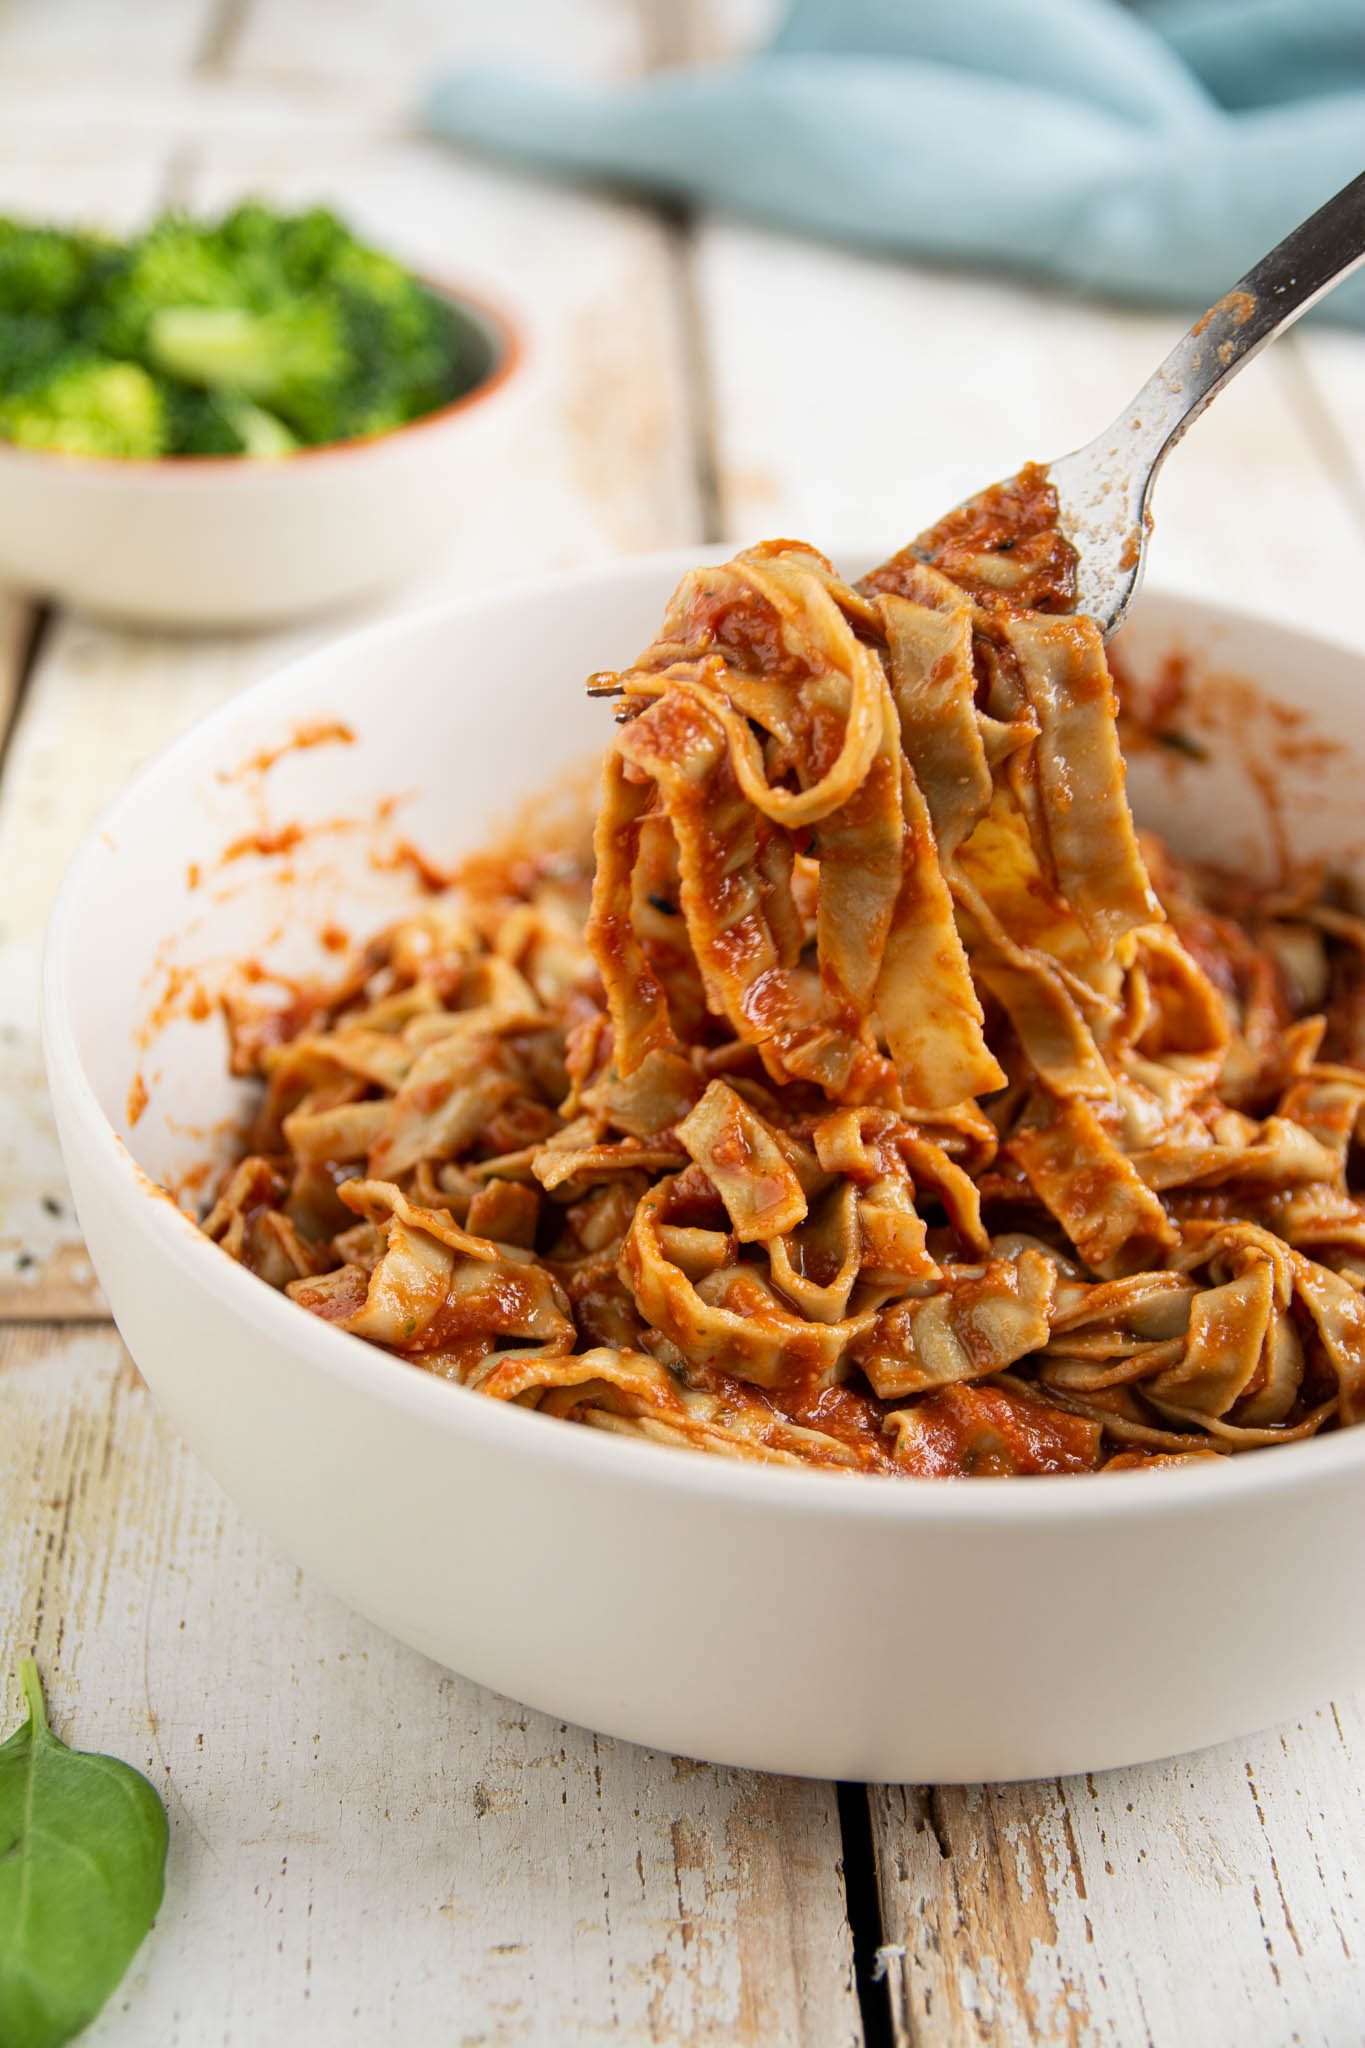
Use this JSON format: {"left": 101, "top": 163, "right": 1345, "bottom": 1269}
{"left": 933, "top": 170, "right": 1365, "bottom": 639}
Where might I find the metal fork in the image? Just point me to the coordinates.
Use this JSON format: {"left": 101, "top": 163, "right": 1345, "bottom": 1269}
{"left": 956, "top": 171, "right": 1365, "bottom": 637}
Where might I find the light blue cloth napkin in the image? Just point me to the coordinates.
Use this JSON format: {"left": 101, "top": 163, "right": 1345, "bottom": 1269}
{"left": 427, "top": 0, "right": 1365, "bottom": 320}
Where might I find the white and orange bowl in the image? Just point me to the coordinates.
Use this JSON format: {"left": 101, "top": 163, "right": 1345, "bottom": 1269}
{"left": 42, "top": 554, "right": 1365, "bottom": 1782}
{"left": 0, "top": 281, "right": 526, "bottom": 630}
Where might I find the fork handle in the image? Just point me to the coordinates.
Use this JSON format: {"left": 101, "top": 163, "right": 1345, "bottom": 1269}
{"left": 1112, "top": 170, "right": 1365, "bottom": 480}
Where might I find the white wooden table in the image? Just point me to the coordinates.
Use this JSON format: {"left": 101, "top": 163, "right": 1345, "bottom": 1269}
{"left": 4, "top": 5, "right": 1365, "bottom": 2041}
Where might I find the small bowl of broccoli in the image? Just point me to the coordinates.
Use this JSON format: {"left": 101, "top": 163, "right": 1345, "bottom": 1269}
{"left": 0, "top": 204, "right": 524, "bottom": 627}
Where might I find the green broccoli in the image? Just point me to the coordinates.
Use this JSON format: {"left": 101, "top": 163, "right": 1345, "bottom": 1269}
{"left": 159, "top": 382, "right": 243, "bottom": 457}
{"left": 160, "top": 383, "right": 297, "bottom": 458}
{"left": 215, "top": 202, "right": 352, "bottom": 293}
{"left": 0, "top": 312, "right": 73, "bottom": 389}
{"left": 218, "top": 395, "right": 298, "bottom": 458}
{"left": 148, "top": 208, "right": 474, "bottom": 444}
{"left": 0, "top": 220, "right": 111, "bottom": 317}
{"left": 89, "top": 216, "right": 246, "bottom": 358}
{"left": 0, "top": 203, "right": 486, "bottom": 459}
{"left": 147, "top": 302, "right": 347, "bottom": 421}
{"left": 0, "top": 355, "right": 165, "bottom": 458}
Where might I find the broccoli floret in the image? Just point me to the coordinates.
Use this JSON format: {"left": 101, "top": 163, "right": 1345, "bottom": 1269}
{"left": 0, "top": 311, "right": 74, "bottom": 388}
{"left": 0, "top": 219, "right": 111, "bottom": 317}
{"left": 335, "top": 274, "right": 471, "bottom": 425}
{"left": 214, "top": 202, "right": 352, "bottom": 294}
{"left": 148, "top": 302, "right": 346, "bottom": 416}
{"left": 160, "top": 382, "right": 242, "bottom": 457}
{"left": 90, "top": 216, "right": 244, "bottom": 358}
{"left": 103, "top": 209, "right": 469, "bottom": 445}
{"left": 0, "top": 311, "right": 168, "bottom": 458}
{"left": 160, "top": 382, "right": 297, "bottom": 459}
{"left": 0, "top": 203, "right": 485, "bottom": 458}
{"left": 219, "top": 395, "right": 298, "bottom": 458}
{"left": 143, "top": 223, "right": 471, "bottom": 445}
{"left": 223, "top": 206, "right": 470, "bottom": 433}
{"left": 0, "top": 355, "right": 165, "bottom": 458}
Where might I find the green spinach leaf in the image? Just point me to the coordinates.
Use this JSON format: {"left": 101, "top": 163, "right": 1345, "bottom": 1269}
{"left": 0, "top": 1658, "right": 168, "bottom": 2047}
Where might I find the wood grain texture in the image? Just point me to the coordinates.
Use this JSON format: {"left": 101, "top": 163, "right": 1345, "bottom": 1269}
{"left": 0, "top": 140, "right": 168, "bottom": 236}
{"left": 0, "top": 0, "right": 219, "bottom": 72}
{"left": 1289, "top": 330, "right": 1365, "bottom": 548}
{"left": 224, "top": 0, "right": 647, "bottom": 88}
{"left": 871, "top": 1734, "right": 1365, "bottom": 2048}
{"left": 0, "top": 593, "right": 35, "bottom": 758}
{"left": 0, "top": 1324, "right": 861, "bottom": 2046}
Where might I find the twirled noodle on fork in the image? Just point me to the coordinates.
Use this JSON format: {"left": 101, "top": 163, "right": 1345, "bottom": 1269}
{"left": 205, "top": 472, "right": 1365, "bottom": 1477}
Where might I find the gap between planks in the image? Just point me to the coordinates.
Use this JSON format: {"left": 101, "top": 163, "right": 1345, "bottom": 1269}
{"left": 870, "top": 1732, "right": 1365, "bottom": 2048}
{"left": 195, "top": 0, "right": 253, "bottom": 75}
{"left": 0, "top": 597, "right": 44, "bottom": 775}
{"left": 1, "top": 1320, "right": 864, "bottom": 2048}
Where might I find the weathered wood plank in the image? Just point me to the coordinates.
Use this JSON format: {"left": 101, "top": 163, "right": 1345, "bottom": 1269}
{"left": 870, "top": 1723, "right": 1365, "bottom": 2048}
{"left": 0, "top": 134, "right": 168, "bottom": 223}
{"left": 0, "top": 75, "right": 405, "bottom": 159}
{"left": 224, "top": 0, "right": 646, "bottom": 88}
{"left": 660, "top": 0, "right": 779, "bottom": 62}
{"left": 0, "top": 593, "right": 34, "bottom": 754}
{"left": 1289, "top": 328, "right": 1365, "bottom": 550}
{"left": 0, "top": 1323, "right": 862, "bottom": 2046}
{"left": 0, "top": 0, "right": 219, "bottom": 72}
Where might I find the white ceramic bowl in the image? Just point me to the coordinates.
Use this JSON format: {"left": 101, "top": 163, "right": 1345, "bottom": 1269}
{"left": 0, "top": 285, "right": 524, "bottom": 630}
{"left": 43, "top": 557, "right": 1365, "bottom": 1782}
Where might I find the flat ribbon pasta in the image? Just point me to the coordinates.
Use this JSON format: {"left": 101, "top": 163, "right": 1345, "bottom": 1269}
{"left": 205, "top": 479, "right": 1365, "bottom": 1477}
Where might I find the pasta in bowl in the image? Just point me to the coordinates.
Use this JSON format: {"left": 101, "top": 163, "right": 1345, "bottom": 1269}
{"left": 203, "top": 478, "right": 1364, "bottom": 1480}
{"left": 43, "top": 517, "right": 1365, "bottom": 1778}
